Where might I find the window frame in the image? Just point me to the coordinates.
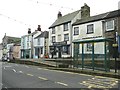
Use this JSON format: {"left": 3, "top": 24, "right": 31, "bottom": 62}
{"left": 105, "top": 20, "right": 114, "bottom": 31}
{"left": 87, "top": 24, "right": 94, "bottom": 34}
{"left": 52, "top": 27, "right": 55, "bottom": 34}
{"left": 74, "top": 27, "right": 79, "bottom": 35}
{"left": 64, "top": 34, "right": 69, "bottom": 41}
{"left": 86, "top": 43, "right": 92, "bottom": 51}
{"left": 52, "top": 36, "right": 56, "bottom": 42}
{"left": 63, "top": 23, "right": 68, "bottom": 31}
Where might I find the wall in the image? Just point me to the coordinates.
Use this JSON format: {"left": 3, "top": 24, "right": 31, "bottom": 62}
{"left": 0, "top": 45, "right": 2, "bottom": 60}
{"left": 72, "top": 20, "right": 104, "bottom": 55}
{"left": 13, "top": 45, "right": 21, "bottom": 59}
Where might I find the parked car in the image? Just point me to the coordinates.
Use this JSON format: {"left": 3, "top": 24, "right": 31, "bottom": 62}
{"left": 2, "top": 56, "right": 7, "bottom": 61}
{"left": 2, "top": 56, "right": 10, "bottom": 62}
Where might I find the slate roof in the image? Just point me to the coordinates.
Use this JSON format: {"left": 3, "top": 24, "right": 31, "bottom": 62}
{"left": 49, "top": 10, "right": 80, "bottom": 29}
{"left": 34, "top": 31, "right": 49, "bottom": 39}
{"left": 3, "top": 36, "right": 21, "bottom": 44}
{"left": 73, "top": 9, "right": 120, "bottom": 26}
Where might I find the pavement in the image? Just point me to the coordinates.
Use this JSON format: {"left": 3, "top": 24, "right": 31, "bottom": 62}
{"left": 10, "top": 58, "right": 120, "bottom": 79}
{"left": 2, "top": 62, "right": 120, "bottom": 89}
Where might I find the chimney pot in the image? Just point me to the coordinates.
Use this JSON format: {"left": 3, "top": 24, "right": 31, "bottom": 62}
{"left": 57, "top": 11, "right": 62, "bottom": 18}
{"left": 28, "top": 28, "right": 31, "bottom": 34}
{"left": 37, "top": 25, "right": 41, "bottom": 31}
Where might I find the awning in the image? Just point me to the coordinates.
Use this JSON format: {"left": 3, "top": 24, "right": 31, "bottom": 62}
{"left": 72, "top": 38, "right": 113, "bottom": 43}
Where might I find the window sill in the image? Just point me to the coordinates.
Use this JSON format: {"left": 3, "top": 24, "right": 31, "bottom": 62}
{"left": 86, "top": 32, "right": 94, "bottom": 34}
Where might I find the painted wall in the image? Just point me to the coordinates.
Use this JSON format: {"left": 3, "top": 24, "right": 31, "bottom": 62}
{"left": 72, "top": 20, "right": 104, "bottom": 55}
{"left": 13, "top": 45, "right": 21, "bottom": 59}
{"left": 0, "top": 45, "right": 2, "bottom": 60}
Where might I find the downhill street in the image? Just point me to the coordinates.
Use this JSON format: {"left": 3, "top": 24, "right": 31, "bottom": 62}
{"left": 1, "top": 62, "right": 119, "bottom": 89}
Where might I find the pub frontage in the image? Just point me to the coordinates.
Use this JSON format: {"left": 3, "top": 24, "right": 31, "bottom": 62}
{"left": 49, "top": 41, "right": 70, "bottom": 58}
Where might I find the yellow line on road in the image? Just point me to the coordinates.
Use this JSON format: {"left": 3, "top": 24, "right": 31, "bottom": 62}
{"left": 55, "top": 82, "right": 68, "bottom": 86}
{"left": 27, "top": 74, "right": 34, "bottom": 76}
{"left": 38, "top": 76, "right": 48, "bottom": 80}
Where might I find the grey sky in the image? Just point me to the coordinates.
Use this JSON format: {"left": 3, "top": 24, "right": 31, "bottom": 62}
{"left": 0, "top": 0, "right": 120, "bottom": 43}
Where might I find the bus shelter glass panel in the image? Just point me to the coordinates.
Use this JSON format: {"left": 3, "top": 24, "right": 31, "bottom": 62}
{"left": 80, "top": 43, "right": 93, "bottom": 69}
{"left": 94, "top": 42, "right": 105, "bottom": 70}
{"left": 73, "top": 43, "right": 79, "bottom": 68}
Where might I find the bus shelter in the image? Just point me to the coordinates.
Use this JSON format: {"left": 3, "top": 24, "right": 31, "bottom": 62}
{"left": 72, "top": 38, "right": 113, "bottom": 72}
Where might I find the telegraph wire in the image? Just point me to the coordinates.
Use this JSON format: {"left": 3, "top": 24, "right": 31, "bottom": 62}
{"left": 0, "top": 13, "right": 33, "bottom": 28}
{"left": 27, "top": 0, "right": 74, "bottom": 11}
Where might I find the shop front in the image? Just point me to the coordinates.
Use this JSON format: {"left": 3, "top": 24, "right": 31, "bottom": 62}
{"left": 49, "top": 41, "right": 70, "bottom": 58}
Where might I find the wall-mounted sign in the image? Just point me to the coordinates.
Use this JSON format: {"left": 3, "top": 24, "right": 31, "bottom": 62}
{"left": 53, "top": 41, "right": 67, "bottom": 46}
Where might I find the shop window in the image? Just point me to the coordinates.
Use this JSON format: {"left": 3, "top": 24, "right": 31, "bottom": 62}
{"left": 86, "top": 43, "right": 92, "bottom": 51}
{"left": 63, "top": 45, "right": 70, "bottom": 54}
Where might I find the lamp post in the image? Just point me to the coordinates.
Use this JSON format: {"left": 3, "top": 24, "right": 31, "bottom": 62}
{"left": 31, "top": 34, "right": 33, "bottom": 59}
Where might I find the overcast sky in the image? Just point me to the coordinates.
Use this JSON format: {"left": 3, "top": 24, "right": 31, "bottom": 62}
{"left": 0, "top": 0, "right": 120, "bottom": 43}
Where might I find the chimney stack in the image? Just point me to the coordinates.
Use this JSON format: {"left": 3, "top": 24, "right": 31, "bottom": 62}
{"left": 37, "top": 25, "right": 41, "bottom": 31}
{"left": 28, "top": 28, "right": 31, "bottom": 34}
{"left": 57, "top": 11, "right": 62, "bottom": 18}
{"left": 81, "top": 3, "right": 90, "bottom": 19}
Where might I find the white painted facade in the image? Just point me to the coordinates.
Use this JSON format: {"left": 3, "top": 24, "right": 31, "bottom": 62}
{"left": 34, "top": 37, "right": 45, "bottom": 58}
{"left": 49, "top": 11, "right": 83, "bottom": 58}
{"left": 72, "top": 20, "right": 105, "bottom": 56}
{"left": 118, "top": 1, "right": 120, "bottom": 9}
{"left": 0, "top": 44, "right": 2, "bottom": 60}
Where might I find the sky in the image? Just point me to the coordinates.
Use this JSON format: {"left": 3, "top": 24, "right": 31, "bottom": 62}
{"left": 0, "top": 0, "right": 120, "bottom": 43}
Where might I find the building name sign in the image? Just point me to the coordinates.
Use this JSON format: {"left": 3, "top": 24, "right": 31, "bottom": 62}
{"left": 53, "top": 41, "right": 67, "bottom": 45}
{"left": 82, "top": 36, "right": 102, "bottom": 40}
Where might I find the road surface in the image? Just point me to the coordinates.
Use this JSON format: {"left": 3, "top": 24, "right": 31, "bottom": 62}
{"left": 1, "top": 62, "right": 119, "bottom": 89}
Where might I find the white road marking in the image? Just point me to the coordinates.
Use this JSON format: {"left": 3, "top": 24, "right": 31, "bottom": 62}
{"left": 38, "top": 77, "right": 48, "bottom": 80}
{"left": 43, "top": 69, "right": 49, "bottom": 70}
{"left": 12, "top": 69, "right": 16, "bottom": 72}
{"left": 37, "top": 68, "right": 42, "bottom": 70}
{"left": 25, "top": 66, "right": 29, "bottom": 68}
{"left": 27, "top": 74, "right": 34, "bottom": 76}
{"left": 18, "top": 71, "right": 23, "bottom": 73}
{"left": 55, "top": 82, "right": 68, "bottom": 86}
{"left": 3, "top": 67, "right": 5, "bottom": 69}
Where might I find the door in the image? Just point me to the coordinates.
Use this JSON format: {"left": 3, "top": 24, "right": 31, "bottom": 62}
{"left": 58, "top": 47, "right": 61, "bottom": 58}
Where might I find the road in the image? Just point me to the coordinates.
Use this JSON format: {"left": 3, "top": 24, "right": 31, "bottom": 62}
{"left": 1, "top": 62, "right": 119, "bottom": 89}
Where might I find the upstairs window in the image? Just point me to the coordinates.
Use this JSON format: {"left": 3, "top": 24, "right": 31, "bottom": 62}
{"left": 52, "top": 36, "right": 56, "bottom": 42}
{"left": 52, "top": 27, "right": 55, "bottom": 34}
{"left": 58, "top": 34, "right": 61, "bottom": 41}
{"left": 106, "top": 20, "right": 114, "bottom": 31}
{"left": 87, "top": 24, "right": 94, "bottom": 34}
{"left": 63, "top": 23, "right": 68, "bottom": 31}
{"left": 37, "top": 38, "right": 40, "bottom": 45}
{"left": 74, "top": 27, "right": 79, "bottom": 35}
{"left": 64, "top": 34, "right": 69, "bottom": 41}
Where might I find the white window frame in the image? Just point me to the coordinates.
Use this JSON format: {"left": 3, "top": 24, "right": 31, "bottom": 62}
{"left": 64, "top": 34, "right": 69, "bottom": 41}
{"left": 106, "top": 20, "right": 114, "bottom": 31}
{"left": 63, "top": 23, "right": 68, "bottom": 31}
{"left": 52, "top": 36, "right": 56, "bottom": 42}
{"left": 52, "top": 27, "right": 55, "bottom": 34}
{"left": 74, "top": 27, "right": 79, "bottom": 35}
{"left": 86, "top": 43, "right": 92, "bottom": 51}
{"left": 87, "top": 24, "right": 94, "bottom": 34}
